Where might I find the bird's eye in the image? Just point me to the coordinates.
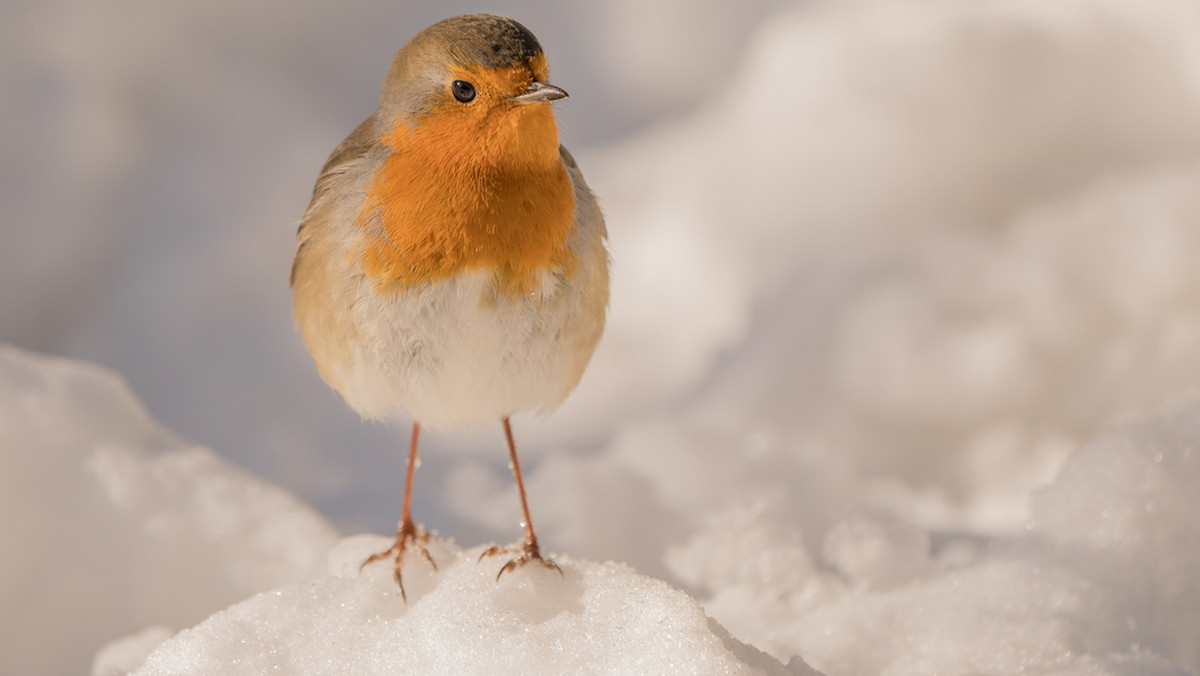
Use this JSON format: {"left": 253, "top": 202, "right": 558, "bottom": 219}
{"left": 451, "top": 80, "right": 477, "bottom": 103}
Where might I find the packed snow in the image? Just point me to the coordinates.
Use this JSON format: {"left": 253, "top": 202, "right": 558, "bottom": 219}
{"left": 4, "top": 0, "right": 1200, "bottom": 674}
{"left": 125, "top": 536, "right": 801, "bottom": 675}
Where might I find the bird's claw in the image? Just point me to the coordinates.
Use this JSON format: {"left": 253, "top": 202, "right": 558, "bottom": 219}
{"left": 360, "top": 523, "right": 437, "bottom": 602}
{"left": 479, "top": 542, "right": 564, "bottom": 581}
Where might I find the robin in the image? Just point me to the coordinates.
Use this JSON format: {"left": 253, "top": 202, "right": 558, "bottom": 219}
{"left": 290, "top": 14, "right": 609, "bottom": 599}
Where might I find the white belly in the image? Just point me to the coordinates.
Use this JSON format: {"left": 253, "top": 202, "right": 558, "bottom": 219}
{"left": 333, "top": 268, "right": 590, "bottom": 428}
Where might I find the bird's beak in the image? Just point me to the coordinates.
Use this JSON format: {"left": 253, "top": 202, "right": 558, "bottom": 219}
{"left": 510, "top": 81, "right": 569, "bottom": 105}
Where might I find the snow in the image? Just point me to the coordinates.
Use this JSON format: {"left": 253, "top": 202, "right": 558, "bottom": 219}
{"left": 0, "top": 346, "right": 797, "bottom": 675}
{"left": 5, "top": 345, "right": 1198, "bottom": 674}
{"left": 5, "top": 0, "right": 1200, "bottom": 674}
{"left": 131, "top": 536, "right": 800, "bottom": 675}
{"left": 0, "top": 347, "right": 338, "bottom": 675}
{"left": 669, "top": 397, "right": 1200, "bottom": 674}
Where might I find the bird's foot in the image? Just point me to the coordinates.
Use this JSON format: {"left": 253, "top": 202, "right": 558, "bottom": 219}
{"left": 360, "top": 521, "right": 437, "bottom": 602}
{"left": 478, "top": 538, "right": 563, "bottom": 581}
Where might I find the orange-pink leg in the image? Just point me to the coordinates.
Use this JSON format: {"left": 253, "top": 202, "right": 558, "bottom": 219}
{"left": 480, "top": 417, "right": 562, "bottom": 580}
{"left": 361, "top": 422, "right": 436, "bottom": 601}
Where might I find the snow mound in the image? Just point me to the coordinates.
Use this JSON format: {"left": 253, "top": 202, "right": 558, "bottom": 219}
{"left": 664, "top": 395, "right": 1200, "bottom": 675}
{"left": 0, "top": 346, "right": 339, "bottom": 675}
{"left": 1033, "top": 397, "right": 1200, "bottom": 670}
{"left": 132, "top": 536, "right": 804, "bottom": 676}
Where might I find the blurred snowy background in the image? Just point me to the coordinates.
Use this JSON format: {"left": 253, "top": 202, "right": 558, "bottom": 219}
{"left": 4, "top": 0, "right": 1200, "bottom": 673}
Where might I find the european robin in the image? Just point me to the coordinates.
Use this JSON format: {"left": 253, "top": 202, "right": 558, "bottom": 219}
{"left": 290, "top": 14, "right": 608, "bottom": 598}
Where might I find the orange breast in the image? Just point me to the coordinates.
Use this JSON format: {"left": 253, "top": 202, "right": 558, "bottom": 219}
{"left": 357, "top": 94, "right": 575, "bottom": 297}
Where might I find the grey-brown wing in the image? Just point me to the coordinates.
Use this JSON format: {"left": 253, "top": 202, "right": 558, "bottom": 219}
{"left": 289, "top": 115, "right": 378, "bottom": 288}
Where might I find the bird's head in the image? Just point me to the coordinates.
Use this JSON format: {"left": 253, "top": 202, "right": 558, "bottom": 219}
{"left": 376, "top": 14, "right": 568, "bottom": 168}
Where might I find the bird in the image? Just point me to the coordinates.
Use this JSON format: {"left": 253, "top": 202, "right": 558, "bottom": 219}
{"left": 289, "top": 14, "right": 608, "bottom": 600}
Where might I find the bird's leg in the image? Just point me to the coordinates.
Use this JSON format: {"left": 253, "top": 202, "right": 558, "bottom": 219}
{"left": 479, "top": 417, "right": 563, "bottom": 580}
{"left": 361, "top": 422, "right": 436, "bottom": 602}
